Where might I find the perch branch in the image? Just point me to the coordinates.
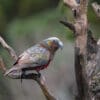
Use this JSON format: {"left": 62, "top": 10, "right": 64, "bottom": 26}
{"left": 92, "top": 2, "right": 100, "bottom": 18}
{"left": 6, "top": 72, "right": 56, "bottom": 100}
{"left": 0, "top": 36, "right": 17, "bottom": 60}
{"left": 36, "top": 76, "right": 56, "bottom": 100}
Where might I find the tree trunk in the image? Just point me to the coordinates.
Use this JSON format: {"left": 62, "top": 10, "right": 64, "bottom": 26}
{"left": 60, "top": 0, "right": 100, "bottom": 100}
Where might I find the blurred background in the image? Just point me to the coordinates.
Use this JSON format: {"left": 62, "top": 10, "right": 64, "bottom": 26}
{"left": 0, "top": 0, "right": 99, "bottom": 100}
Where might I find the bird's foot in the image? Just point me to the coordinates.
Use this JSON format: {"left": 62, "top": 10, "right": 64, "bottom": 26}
{"left": 21, "top": 70, "right": 26, "bottom": 83}
{"left": 37, "top": 71, "right": 41, "bottom": 78}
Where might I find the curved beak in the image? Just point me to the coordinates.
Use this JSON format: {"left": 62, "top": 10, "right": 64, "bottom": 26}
{"left": 58, "top": 41, "right": 63, "bottom": 50}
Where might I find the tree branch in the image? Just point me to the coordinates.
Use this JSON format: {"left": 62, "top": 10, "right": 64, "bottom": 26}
{"left": 0, "top": 36, "right": 17, "bottom": 60}
{"left": 6, "top": 71, "right": 56, "bottom": 100}
{"left": 60, "top": 20, "right": 75, "bottom": 32}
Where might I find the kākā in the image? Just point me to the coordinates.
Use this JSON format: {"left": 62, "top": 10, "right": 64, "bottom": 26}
{"left": 4, "top": 37, "right": 63, "bottom": 77}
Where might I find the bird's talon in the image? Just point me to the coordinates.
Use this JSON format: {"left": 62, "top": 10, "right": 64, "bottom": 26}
{"left": 21, "top": 70, "right": 26, "bottom": 83}
{"left": 37, "top": 72, "right": 41, "bottom": 78}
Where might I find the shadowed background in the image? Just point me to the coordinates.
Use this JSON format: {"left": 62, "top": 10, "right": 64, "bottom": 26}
{"left": 0, "top": 0, "right": 99, "bottom": 100}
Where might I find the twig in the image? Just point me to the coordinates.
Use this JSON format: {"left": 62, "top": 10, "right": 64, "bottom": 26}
{"left": 0, "top": 36, "right": 17, "bottom": 60}
{"left": 6, "top": 72, "right": 56, "bottom": 100}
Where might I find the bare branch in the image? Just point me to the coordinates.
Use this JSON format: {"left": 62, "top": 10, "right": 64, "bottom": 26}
{"left": 92, "top": 2, "right": 100, "bottom": 18}
{"left": 0, "top": 36, "right": 17, "bottom": 60}
{"left": 60, "top": 20, "right": 75, "bottom": 32}
{"left": 5, "top": 71, "right": 56, "bottom": 100}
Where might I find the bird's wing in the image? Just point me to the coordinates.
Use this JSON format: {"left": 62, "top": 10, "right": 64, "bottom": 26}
{"left": 14, "top": 45, "right": 50, "bottom": 68}
{"left": 4, "top": 46, "right": 51, "bottom": 76}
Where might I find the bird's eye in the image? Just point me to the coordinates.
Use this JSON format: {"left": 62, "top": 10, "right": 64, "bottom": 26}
{"left": 53, "top": 40, "right": 58, "bottom": 45}
{"left": 53, "top": 40, "right": 56, "bottom": 43}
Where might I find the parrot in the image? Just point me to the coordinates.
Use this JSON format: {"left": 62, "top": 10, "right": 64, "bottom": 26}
{"left": 4, "top": 37, "right": 63, "bottom": 78}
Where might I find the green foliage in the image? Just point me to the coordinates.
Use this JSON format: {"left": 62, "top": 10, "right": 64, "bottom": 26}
{"left": 6, "top": 9, "right": 67, "bottom": 39}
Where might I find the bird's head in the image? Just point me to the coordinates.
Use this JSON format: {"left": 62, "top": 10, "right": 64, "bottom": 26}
{"left": 42, "top": 37, "right": 63, "bottom": 52}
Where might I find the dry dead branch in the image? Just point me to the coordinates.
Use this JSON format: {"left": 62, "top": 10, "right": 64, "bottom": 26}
{"left": 6, "top": 71, "right": 56, "bottom": 100}
{"left": 0, "top": 36, "right": 17, "bottom": 60}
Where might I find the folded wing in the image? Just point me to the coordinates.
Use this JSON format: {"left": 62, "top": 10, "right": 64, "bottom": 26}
{"left": 5, "top": 45, "right": 50, "bottom": 76}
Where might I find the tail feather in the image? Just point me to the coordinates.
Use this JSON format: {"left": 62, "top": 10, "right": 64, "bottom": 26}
{"left": 4, "top": 67, "right": 18, "bottom": 76}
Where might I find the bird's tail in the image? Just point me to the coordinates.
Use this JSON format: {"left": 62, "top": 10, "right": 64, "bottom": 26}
{"left": 4, "top": 67, "right": 19, "bottom": 77}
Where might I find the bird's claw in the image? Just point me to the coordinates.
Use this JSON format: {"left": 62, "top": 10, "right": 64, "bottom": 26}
{"left": 21, "top": 70, "right": 26, "bottom": 83}
{"left": 37, "top": 71, "right": 41, "bottom": 78}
